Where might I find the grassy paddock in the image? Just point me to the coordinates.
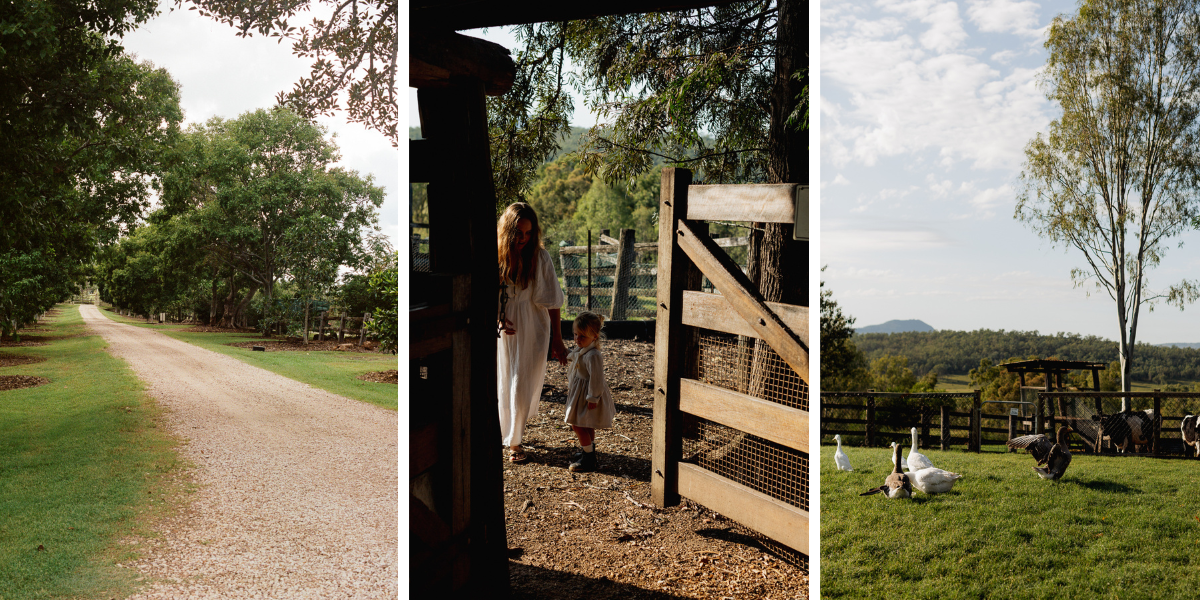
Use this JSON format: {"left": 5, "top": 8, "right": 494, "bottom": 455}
{"left": 821, "top": 445, "right": 1200, "bottom": 598}
{"left": 97, "top": 307, "right": 397, "bottom": 410}
{"left": 0, "top": 305, "right": 184, "bottom": 600}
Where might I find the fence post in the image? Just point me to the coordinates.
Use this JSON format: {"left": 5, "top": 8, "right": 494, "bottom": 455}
{"left": 318, "top": 311, "right": 326, "bottom": 341}
{"left": 972, "top": 391, "right": 981, "bottom": 453}
{"left": 1007, "top": 414, "right": 1016, "bottom": 452}
{"left": 865, "top": 395, "right": 875, "bottom": 447}
{"left": 940, "top": 405, "right": 949, "bottom": 451}
{"left": 1035, "top": 394, "right": 1044, "bottom": 436}
{"left": 651, "top": 167, "right": 692, "bottom": 508}
{"left": 1153, "top": 392, "right": 1161, "bottom": 457}
{"left": 610, "top": 228, "right": 635, "bottom": 320}
{"left": 920, "top": 410, "right": 931, "bottom": 450}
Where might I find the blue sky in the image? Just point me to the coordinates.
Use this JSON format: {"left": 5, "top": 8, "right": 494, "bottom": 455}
{"left": 819, "top": 0, "right": 1200, "bottom": 344}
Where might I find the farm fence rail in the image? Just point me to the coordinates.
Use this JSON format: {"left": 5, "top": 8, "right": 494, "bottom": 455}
{"left": 653, "top": 167, "right": 810, "bottom": 565}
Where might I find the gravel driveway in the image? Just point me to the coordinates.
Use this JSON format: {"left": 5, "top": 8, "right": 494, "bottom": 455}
{"left": 79, "top": 305, "right": 397, "bottom": 599}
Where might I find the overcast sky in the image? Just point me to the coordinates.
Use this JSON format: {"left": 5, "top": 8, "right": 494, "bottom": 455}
{"left": 820, "top": 0, "right": 1200, "bottom": 345}
{"left": 122, "top": 4, "right": 400, "bottom": 252}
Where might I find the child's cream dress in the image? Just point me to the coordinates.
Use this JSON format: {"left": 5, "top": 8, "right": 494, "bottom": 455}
{"left": 563, "top": 340, "right": 615, "bottom": 429}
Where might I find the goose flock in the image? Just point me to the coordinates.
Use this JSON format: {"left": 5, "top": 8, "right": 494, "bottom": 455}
{"left": 855, "top": 427, "right": 963, "bottom": 499}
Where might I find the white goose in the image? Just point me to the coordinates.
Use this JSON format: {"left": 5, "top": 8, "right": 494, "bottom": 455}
{"left": 889, "top": 442, "right": 910, "bottom": 471}
{"left": 860, "top": 442, "right": 912, "bottom": 499}
{"left": 834, "top": 434, "right": 853, "bottom": 471}
{"left": 907, "top": 427, "right": 935, "bottom": 471}
{"left": 909, "top": 466, "right": 963, "bottom": 494}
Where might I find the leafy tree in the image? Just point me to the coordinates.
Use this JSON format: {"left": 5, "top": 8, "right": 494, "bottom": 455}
{"left": 365, "top": 254, "right": 398, "bottom": 354}
{"left": 821, "top": 269, "right": 870, "bottom": 391}
{"left": 177, "top": 0, "right": 397, "bottom": 143}
{"left": 1017, "top": 0, "right": 1200, "bottom": 406}
{"left": 160, "top": 108, "right": 385, "bottom": 332}
{"left": 491, "top": 0, "right": 807, "bottom": 305}
{"left": 1, "top": 1, "right": 182, "bottom": 334}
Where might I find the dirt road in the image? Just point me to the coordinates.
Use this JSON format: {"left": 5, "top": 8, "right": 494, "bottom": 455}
{"left": 79, "top": 305, "right": 397, "bottom": 599}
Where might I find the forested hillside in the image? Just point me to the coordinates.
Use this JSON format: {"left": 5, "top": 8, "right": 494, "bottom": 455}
{"left": 855, "top": 329, "right": 1200, "bottom": 382}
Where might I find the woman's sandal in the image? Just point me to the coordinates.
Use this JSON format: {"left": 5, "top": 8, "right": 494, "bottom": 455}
{"left": 508, "top": 447, "right": 528, "bottom": 463}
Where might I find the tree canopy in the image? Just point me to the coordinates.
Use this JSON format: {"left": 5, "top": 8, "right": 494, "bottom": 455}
{"left": 1017, "top": 0, "right": 1200, "bottom": 398}
{"left": 820, "top": 268, "right": 870, "bottom": 391}
{"left": 176, "top": 0, "right": 397, "bottom": 144}
{"left": 1, "top": 0, "right": 182, "bottom": 337}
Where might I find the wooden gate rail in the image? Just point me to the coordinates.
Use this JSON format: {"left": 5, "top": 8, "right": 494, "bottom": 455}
{"left": 820, "top": 392, "right": 982, "bottom": 451}
{"left": 653, "top": 167, "right": 809, "bottom": 556}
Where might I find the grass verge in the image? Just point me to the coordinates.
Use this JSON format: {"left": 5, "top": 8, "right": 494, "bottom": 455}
{"left": 0, "top": 305, "right": 185, "bottom": 600}
{"left": 821, "top": 444, "right": 1200, "bottom": 598}
{"left": 97, "top": 307, "right": 397, "bottom": 411}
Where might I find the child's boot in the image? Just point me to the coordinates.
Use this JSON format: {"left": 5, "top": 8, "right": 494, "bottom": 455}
{"left": 569, "top": 448, "right": 597, "bottom": 472}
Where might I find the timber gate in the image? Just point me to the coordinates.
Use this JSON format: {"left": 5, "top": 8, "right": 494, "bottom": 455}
{"left": 652, "top": 167, "right": 810, "bottom": 557}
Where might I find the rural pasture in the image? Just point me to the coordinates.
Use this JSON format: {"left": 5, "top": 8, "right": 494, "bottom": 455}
{"left": 821, "top": 444, "right": 1200, "bottom": 598}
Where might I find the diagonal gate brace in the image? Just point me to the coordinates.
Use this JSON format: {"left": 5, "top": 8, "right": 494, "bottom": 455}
{"left": 674, "top": 219, "right": 809, "bottom": 382}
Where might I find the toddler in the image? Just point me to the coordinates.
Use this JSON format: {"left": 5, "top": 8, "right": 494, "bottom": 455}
{"left": 564, "top": 311, "right": 615, "bottom": 472}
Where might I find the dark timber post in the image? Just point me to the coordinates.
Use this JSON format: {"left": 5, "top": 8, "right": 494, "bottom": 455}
{"left": 940, "top": 405, "right": 950, "bottom": 450}
{"left": 1153, "top": 392, "right": 1161, "bottom": 457}
{"left": 318, "top": 311, "right": 326, "bottom": 341}
{"left": 610, "top": 228, "right": 636, "bottom": 320}
{"left": 865, "top": 395, "right": 876, "bottom": 447}
{"left": 1008, "top": 414, "right": 1017, "bottom": 452}
{"left": 972, "top": 391, "right": 982, "bottom": 452}
{"left": 652, "top": 167, "right": 692, "bottom": 508}
{"left": 417, "top": 77, "right": 508, "bottom": 594}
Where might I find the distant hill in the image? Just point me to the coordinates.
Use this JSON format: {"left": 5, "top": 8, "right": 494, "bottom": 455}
{"left": 1160, "top": 343, "right": 1200, "bottom": 349}
{"left": 857, "top": 319, "right": 935, "bottom": 334}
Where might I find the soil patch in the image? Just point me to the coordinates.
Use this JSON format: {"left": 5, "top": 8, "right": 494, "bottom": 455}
{"left": 359, "top": 370, "right": 398, "bottom": 384}
{"left": 504, "top": 339, "right": 808, "bottom": 599}
{"left": 0, "top": 375, "right": 51, "bottom": 391}
{"left": 180, "top": 325, "right": 259, "bottom": 334}
{"left": 228, "top": 339, "right": 380, "bottom": 353}
{"left": 0, "top": 353, "right": 48, "bottom": 368}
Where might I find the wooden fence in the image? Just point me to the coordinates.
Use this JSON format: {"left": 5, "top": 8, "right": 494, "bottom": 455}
{"left": 820, "top": 392, "right": 983, "bottom": 451}
{"left": 1037, "top": 391, "right": 1200, "bottom": 458}
{"left": 652, "top": 167, "right": 809, "bottom": 557}
{"left": 560, "top": 229, "right": 748, "bottom": 320}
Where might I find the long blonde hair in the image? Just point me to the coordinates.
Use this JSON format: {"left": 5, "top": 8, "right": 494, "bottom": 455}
{"left": 497, "top": 202, "right": 542, "bottom": 289}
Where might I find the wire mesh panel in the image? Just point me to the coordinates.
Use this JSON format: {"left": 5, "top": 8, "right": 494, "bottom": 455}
{"left": 683, "top": 329, "right": 809, "bottom": 563}
{"left": 695, "top": 331, "right": 808, "bottom": 412}
{"left": 558, "top": 241, "right": 659, "bottom": 320}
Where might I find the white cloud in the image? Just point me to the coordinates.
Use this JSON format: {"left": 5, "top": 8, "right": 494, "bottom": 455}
{"left": 966, "top": 0, "right": 1044, "bottom": 37}
{"left": 821, "top": 2, "right": 1054, "bottom": 173}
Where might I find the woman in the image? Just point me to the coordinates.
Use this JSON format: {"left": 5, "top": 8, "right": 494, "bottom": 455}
{"left": 496, "top": 202, "right": 568, "bottom": 463}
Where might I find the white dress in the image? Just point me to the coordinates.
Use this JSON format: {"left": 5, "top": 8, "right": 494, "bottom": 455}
{"left": 497, "top": 247, "right": 564, "bottom": 447}
{"left": 563, "top": 342, "right": 615, "bottom": 429}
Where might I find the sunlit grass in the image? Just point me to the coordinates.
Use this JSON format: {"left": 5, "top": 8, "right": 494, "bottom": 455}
{"left": 821, "top": 444, "right": 1200, "bottom": 598}
{"left": 0, "top": 305, "right": 183, "bottom": 600}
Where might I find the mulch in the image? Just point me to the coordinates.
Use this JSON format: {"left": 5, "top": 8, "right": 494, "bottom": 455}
{"left": 502, "top": 339, "right": 809, "bottom": 599}
{"left": 227, "top": 340, "right": 381, "bottom": 353}
{"left": 0, "top": 353, "right": 47, "bottom": 368}
{"left": 358, "top": 370, "right": 398, "bottom": 384}
{"left": 0, "top": 375, "right": 51, "bottom": 392}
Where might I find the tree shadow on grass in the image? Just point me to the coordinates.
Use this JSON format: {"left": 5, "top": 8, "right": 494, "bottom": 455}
{"left": 509, "top": 561, "right": 689, "bottom": 600}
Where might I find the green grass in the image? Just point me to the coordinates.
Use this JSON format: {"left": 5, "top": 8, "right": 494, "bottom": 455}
{"left": 97, "top": 308, "right": 397, "bottom": 411}
{"left": 0, "top": 305, "right": 183, "bottom": 600}
{"left": 821, "top": 444, "right": 1200, "bottom": 598}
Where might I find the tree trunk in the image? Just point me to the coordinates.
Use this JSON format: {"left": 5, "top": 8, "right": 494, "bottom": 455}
{"left": 745, "top": 0, "right": 807, "bottom": 401}
{"left": 303, "top": 300, "right": 311, "bottom": 345}
{"left": 219, "top": 275, "right": 238, "bottom": 328}
{"left": 234, "top": 284, "right": 260, "bottom": 330}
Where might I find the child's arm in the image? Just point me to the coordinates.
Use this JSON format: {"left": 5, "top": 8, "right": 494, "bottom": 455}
{"left": 585, "top": 352, "right": 606, "bottom": 409}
